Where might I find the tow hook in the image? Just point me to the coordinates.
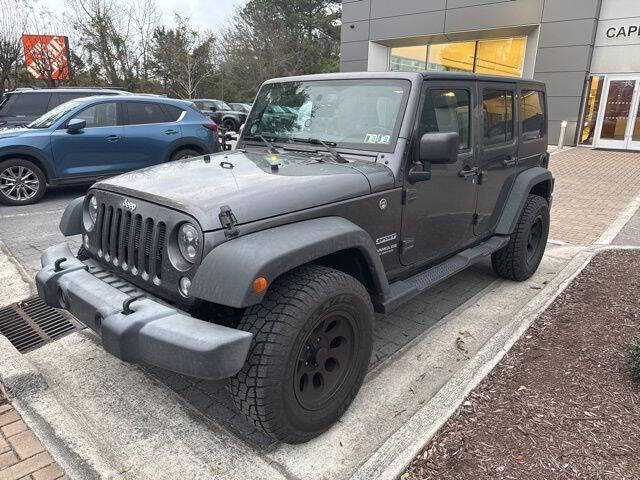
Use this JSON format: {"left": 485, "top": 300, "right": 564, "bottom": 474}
{"left": 122, "top": 294, "right": 145, "bottom": 315}
{"left": 53, "top": 257, "right": 67, "bottom": 272}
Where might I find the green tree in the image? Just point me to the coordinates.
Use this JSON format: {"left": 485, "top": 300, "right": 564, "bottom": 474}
{"left": 219, "top": 0, "right": 341, "bottom": 101}
{"left": 149, "top": 15, "right": 215, "bottom": 98}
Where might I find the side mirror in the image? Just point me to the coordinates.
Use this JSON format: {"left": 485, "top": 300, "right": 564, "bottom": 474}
{"left": 67, "top": 118, "right": 86, "bottom": 132}
{"left": 419, "top": 132, "right": 459, "bottom": 164}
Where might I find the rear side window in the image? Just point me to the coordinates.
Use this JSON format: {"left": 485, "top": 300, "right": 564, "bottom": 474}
{"left": 50, "top": 92, "right": 88, "bottom": 109}
{"left": 419, "top": 89, "right": 471, "bottom": 150}
{"left": 482, "top": 89, "right": 514, "bottom": 145}
{"left": 520, "top": 90, "right": 546, "bottom": 141}
{"left": 161, "top": 104, "right": 184, "bottom": 122}
{"left": 73, "top": 102, "right": 117, "bottom": 128}
{"left": 11, "top": 93, "right": 52, "bottom": 116}
{"left": 124, "top": 102, "right": 168, "bottom": 125}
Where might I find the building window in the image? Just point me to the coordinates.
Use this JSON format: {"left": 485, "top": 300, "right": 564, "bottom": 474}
{"left": 579, "top": 76, "right": 604, "bottom": 145}
{"left": 389, "top": 37, "right": 526, "bottom": 78}
{"left": 427, "top": 42, "right": 475, "bottom": 73}
{"left": 390, "top": 45, "right": 427, "bottom": 72}
{"left": 475, "top": 38, "right": 525, "bottom": 77}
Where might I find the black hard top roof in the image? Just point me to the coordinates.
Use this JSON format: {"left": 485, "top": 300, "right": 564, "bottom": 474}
{"left": 265, "top": 71, "right": 545, "bottom": 88}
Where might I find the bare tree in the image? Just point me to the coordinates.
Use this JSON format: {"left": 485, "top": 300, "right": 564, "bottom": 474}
{"left": 66, "top": 0, "right": 160, "bottom": 90}
{"left": 21, "top": 1, "right": 73, "bottom": 87}
{"left": 0, "top": 0, "right": 28, "bottom": 92}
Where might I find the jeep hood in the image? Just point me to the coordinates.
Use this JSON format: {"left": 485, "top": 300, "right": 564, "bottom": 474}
{"left": 93, "top": 150, "right": 394, "bottom": 231}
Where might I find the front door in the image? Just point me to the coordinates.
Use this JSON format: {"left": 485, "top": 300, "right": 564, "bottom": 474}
{"left": 594, "top": 76, "right": 640, "bottom": 150}
{"left": 50, "top": 101, "right": 129, "bottom": 179}
{"left": 400, "top": 81, "right": 478, "bottom": 266}
{"left": 474, "top": 83, "right": 518, "bottom": 237}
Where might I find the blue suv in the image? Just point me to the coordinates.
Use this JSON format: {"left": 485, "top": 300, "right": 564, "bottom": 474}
{"left": 0, "top": 96, "right": 221, "bottom": 205}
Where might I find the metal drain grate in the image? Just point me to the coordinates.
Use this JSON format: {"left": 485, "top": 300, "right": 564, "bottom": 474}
{"left": 0, "top": 296, "right": 84, "bottom": 353}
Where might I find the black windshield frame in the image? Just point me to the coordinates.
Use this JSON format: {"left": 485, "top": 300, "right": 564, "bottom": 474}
{"left": 243, "top": 79, "right": 412, "bottom": 154}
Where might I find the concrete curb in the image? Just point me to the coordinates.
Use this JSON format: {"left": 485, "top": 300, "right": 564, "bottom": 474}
{"left": 350, "top": 246, "right": 600, "bottom": 480}
{"left": 596, "top": 190, "right": 640, "bottom": 245}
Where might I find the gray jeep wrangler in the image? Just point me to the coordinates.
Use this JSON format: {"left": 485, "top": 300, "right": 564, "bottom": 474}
{"left": 36, "top": 72, "right": 553, "bottom": 443}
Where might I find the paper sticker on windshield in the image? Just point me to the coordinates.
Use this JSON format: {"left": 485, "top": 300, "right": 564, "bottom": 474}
{"left": 365, "top": 134, "right": 391, "bottom": 144}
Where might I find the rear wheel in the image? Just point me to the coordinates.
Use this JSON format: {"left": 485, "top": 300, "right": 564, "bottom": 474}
{"left": 0, "top": 159, "right": 46, "bottom": 206}
{"left": 223, "top": 118, "right": 238, "bottom": 132}
{"left": 228, "top": 265, "right": 374, "bottom": 443}
{"left": 169, "top": 149, "right": 200, "bottom": 162}
{"left": 492, "top": 194, "right": 550, "bottom": 281}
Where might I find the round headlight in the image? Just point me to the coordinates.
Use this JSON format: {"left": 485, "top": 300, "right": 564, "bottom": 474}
{"left": 178, "top": 223, "right": 200, "bottom": 263}
{"left": 87, "top": 194, "right": 98, "bottom": 227}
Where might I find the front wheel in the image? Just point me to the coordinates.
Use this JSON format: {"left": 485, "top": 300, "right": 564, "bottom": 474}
{"left": 228, "top": 265, "right": 374, "bottom": 443}
{"left": 0, "top": 159, "right": 47, "bottom": 206}
{"left": 492, "top": 194, "right": 550, "bottom": 281}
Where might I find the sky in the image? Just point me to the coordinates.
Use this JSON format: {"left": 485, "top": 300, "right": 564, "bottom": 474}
{"left": 40, "top": 0, "right": 247, "bottom": 33}
{"left": 157, "top": 0, "right": 247, "bottom": 31}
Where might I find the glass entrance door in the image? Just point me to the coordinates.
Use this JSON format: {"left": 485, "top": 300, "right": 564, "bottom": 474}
{"left": 594, "top": 76, "right": 640, "bottom": 150}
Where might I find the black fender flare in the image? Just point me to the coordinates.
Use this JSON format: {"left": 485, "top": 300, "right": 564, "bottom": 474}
{"left": 0, "top": 146, "right": 56, "bottom": 182}
{"left": 495, "top": 167, "right": 554, "bottom": 235}
{"left": 190, "top": 217, "right": 390, "bottom": 308}
{"left": 59, "top": 196, "right": 85, "bottom": 236}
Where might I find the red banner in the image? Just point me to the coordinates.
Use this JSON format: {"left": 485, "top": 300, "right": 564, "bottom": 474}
{"left": 22, "top": 35, "right": 70, "bottom": 80}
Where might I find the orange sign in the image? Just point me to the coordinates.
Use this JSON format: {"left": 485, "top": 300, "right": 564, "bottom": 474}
{"left": 21, "top": 35, "right": 70, "bottom": 80}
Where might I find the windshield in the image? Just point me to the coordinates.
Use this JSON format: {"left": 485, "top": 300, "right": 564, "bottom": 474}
{"left": 243, "top": 79, "right": 409, "bottom": 150}
{"left": 27, "top": 98, "right": 85, "bottom": 129}
{"left": 214, "top": 100, "right": 232, "bottom": 110}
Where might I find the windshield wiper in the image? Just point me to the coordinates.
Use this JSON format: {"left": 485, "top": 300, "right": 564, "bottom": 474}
{"left": 293, "top": 137, "right": 348, "bottom": 163}
{"left": 244, "top": 135, "right": 281, "bottom": 154}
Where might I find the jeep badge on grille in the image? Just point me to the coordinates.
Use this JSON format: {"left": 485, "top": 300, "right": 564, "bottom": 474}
{"left": 122, "top": 199, "right": 137, "bottom": 211}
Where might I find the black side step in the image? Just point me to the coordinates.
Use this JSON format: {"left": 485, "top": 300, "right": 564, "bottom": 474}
{"left": 381, "top": 235, "right": 510, "bottom": 313}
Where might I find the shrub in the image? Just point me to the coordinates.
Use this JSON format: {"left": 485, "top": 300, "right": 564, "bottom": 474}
{"left": 629, "top": 332, "right": 640, "bottom": 380}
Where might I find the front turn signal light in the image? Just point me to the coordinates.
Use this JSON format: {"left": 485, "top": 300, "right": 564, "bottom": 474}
{"left": 252, "top": 277, "right": 268, "bottom": 294}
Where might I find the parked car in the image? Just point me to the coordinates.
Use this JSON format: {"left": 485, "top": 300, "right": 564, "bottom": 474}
{"left": 37, "top": 71, "right": 552, "bottom": 443}
{"left": 192, "top": 99, "right": 247, "bottom": 132}
{"left": 0, "top": 87, "right": 130, "bottom": 129}
{"left": 228, "top": 102, "right": 251, "bottom": 113}
{"left": 0, "top": 95, "right": 220, "bottom": 205}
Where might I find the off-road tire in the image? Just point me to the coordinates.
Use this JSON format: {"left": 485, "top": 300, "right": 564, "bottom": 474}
{"left": 228, "top": 265, "right": 374, "bottom": 443}
{"left": 169, "top": 149, "right": 200, "bottom": 161}
{"left": 492, "top": 194, "right": 550, "bottom": 281}
{"left": 0, "top": 158, "right": 47, "bottom": 206}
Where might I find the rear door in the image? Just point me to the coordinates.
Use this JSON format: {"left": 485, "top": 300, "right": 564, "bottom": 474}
{"left": 50, "top": 101, "right": 129, "bottom": 178}
{"left": 122, "top": 101, "right": 182, "bottom": 167}
{"left": 474, "top": 82, "right": 518, "bottom": 237}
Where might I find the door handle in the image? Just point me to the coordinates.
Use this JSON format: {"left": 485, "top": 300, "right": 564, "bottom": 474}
{"left": 164, "top": 129, "right": 178, "bottom": 135}
{"left": 458, "top": 166, "right": 479, "bottom": 178}
{"left": 502, "top": 155, "right": 518, "bottom": 167}
{"left": 106, "top": 135, "right": 120, "bottom": 142}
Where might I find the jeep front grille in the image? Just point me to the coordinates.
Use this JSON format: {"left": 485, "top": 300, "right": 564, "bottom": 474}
{"left": 94, "top": 202, "right": 167, "bottom": 281}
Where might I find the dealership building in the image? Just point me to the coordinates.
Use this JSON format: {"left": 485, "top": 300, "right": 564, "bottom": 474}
{"left": 340, "top": 0, "right": 640, "bottom": 148}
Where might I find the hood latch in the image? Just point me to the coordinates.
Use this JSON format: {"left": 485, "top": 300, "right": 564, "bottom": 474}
{"left": 219, "top": 205, "right": 239, "bottom": 239}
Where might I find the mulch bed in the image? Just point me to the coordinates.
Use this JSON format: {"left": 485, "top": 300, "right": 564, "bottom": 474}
{"left": 404, "top": 249, "right": 640, "bottom": 479}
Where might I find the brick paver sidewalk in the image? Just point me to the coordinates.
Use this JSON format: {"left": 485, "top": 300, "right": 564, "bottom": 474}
{"left": 549, "top": 147, "right": 640, "bottom": 245}
{"left": 0, "top": 394, "right": 66, "bottom": 480}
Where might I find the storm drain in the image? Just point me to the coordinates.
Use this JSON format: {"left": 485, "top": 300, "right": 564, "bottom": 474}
{"left": 0, "top": 296, "right": 84, "bottom": 353}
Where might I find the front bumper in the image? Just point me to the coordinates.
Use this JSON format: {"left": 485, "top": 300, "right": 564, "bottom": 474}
{"left": 36, "top": 243, "right": 252, "bottom": 380}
